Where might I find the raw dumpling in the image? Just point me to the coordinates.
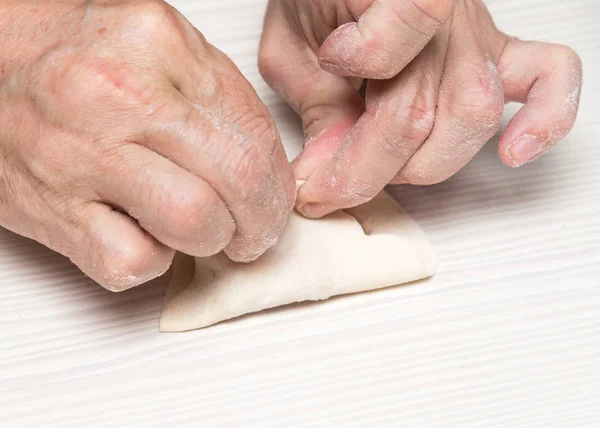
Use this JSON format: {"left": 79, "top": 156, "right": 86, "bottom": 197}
{"left": 160, "top": 192, "right": 436, "bottom": 332}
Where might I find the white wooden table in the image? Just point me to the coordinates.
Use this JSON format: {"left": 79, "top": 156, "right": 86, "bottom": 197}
{"left": 1, "top": 1, "right": 599, "bottom": 426}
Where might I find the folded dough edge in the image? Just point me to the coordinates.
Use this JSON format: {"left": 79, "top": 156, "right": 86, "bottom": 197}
{"left": 160, "top": 192, "right": 436, "bottom": 332}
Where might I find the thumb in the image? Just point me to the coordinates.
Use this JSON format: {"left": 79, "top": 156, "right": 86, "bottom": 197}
{"left": 259, "top": 1, "right": 364, "bottom": 182}
{"left": 319, "top": 0, "right": 454, "bottom": 79}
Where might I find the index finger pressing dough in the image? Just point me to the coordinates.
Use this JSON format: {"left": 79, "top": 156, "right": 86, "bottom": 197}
{"left": 160, "top": 192, "right": 436, "bottom": 332}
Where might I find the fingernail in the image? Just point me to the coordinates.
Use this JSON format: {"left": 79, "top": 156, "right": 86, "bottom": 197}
{"left": 296, "top": 202, "right": 332, "bottom": 219}
{"left": 508, "top": 135, "right": 546, "bottom": 167}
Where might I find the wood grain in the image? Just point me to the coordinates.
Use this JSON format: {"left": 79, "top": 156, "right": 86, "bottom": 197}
{"left": 1, "top": 0, "right": 599, "bottom": 426}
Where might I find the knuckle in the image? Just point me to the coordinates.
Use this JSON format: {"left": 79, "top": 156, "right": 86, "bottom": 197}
{"left": 36, "top": 50, "right": 151, "bottom": 114}
{"left": 375, "top": 104, "right": 435, "bottom": 158}
{"left": 127, "top": 0, "right": 178, "bottom": 35}
{"left": 183, "top": 108, "right": 275, "bottom": 200}
{"left": 472, "top": 95, "right": 502, "bottom": 127}
{"left": 395, "top": 103, "right": 436, "bottom": 142}
{"left": 34, "top": 51, "right": 79, "bottom": 99}
{"left": 226, "top": 143, "right": 273, "bottom": 200}
{"left": 453, "top": 83, "right": 503, "bottom": 136}
{"left": 545, "top": 44, "right": 582, "bottom": 123}
{"left": 241, "top": 113, "right": 277, "bottom": 152}
{"left": 551, "top": 44, "right": 582, "bottom": 69}
{"left": 220, "top": 87, "right": 277, "bottom": 149}
{"left": 376, "top": 132, "right": 413, "bottom": 160}
{"left": 258, "top": 50, "right": 283, "bottom": 87}
{"left": 165, "top": 187, "right": 214, "bottom": 237}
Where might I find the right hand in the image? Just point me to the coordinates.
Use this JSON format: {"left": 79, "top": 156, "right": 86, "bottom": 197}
{"left": 0, "top": 0, "right": 295, "bottom": 291}
{"left": 258, "top": 0, "right": 582, "bottom": 218}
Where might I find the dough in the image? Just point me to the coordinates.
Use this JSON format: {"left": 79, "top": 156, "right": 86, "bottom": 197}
{"left": 160, "top": 192, "right": 436, "bottom": 332}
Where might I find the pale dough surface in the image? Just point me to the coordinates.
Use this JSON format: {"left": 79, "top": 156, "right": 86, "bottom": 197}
{"left": 160, "top": 192, "right": 437, "bottom": 332}
{"left": 2, "top": 2, "right": 600, "bottom": 425}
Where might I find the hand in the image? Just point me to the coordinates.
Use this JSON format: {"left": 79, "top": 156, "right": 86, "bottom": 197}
{"left": 0, "top": 0, "right": 295, "bottom": 291}
{"left": 259, "top": 0, "right": 583, "bottom": 218}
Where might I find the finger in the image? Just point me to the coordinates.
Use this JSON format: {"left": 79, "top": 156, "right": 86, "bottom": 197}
{"left": 294, "top": 24, "right": 449, "bottom": 217}
{"left": 133, "top": 9, "right": 293, "bottom": 261}
{"left": 258, "top": 0, "right": 364, "bottom": 181}
{"left": 0, "top": 158, "right": 171, "bottom": 292}
{"left": 141, "top": 92, "right": 289, "bottom": 263}
{"left": 91, "top": 142, "right": 235, "bottom": 258}
{"left": 398, "top": 17, "right": 505, "bottom": 185}
{"left": 164, "top": 25, "right": 297, "bottom": 211}
{"left": 496, "top": 38, "right": 583, "bottom": 167}
{"left": 0, "top": 168, "right": 173, "bottom": 292}
{"left": 73, "top": 202, "right": 174, "bottom": 292}
{"left": 319, "top": 0, "right": 454, "bottom": 79}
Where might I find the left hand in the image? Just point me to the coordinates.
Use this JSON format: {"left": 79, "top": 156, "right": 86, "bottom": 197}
{"left": 258, "top": 0, "right": 583, "bottom": 218}
{"left": 0, "top": 0, "right": 295, "bottom": 291}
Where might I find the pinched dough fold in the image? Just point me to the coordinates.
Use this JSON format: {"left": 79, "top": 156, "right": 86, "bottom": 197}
{"left": 160, "top": 192, "right": 436, "bottom": 332}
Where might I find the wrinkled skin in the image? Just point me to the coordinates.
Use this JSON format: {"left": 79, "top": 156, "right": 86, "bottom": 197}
{"left": 259, "top": 0, "right": 583, "bottom": 218}
{"left": 0, "top": 0, "right": 295, "bottom": 291}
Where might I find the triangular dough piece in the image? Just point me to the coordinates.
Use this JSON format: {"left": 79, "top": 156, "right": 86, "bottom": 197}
{"left": 160, "top": 192, "right": 436, "bottom": 332}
